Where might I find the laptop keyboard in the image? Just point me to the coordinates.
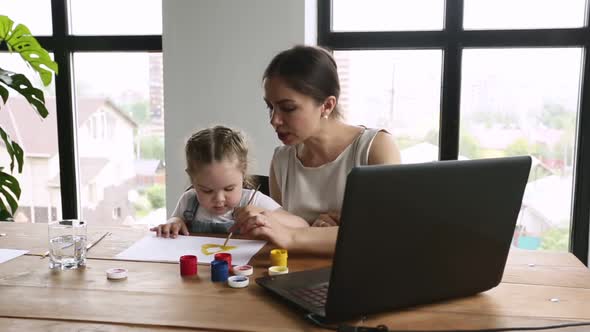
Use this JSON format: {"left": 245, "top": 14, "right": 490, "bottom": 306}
{"left": 289, "top": 283, "right": 329, "bottom": 308}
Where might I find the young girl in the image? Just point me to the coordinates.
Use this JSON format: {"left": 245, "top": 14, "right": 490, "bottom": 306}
{"left": 150, "top": 125, "right": 288, "bottom": 238}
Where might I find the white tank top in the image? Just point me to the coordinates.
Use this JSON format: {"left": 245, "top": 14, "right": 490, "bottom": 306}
{"left": 272, "top": 127, "right": 382, "bottom": 223}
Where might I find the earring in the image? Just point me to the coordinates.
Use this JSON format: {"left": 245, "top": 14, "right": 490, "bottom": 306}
{"left": 322, "top": 114, "right": 329, "bottom": 119}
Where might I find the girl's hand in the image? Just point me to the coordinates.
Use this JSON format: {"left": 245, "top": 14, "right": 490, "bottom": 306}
{"left": 311, "top": 211, "right": 340, "bottom": 227}
{"left": 150, "top": 219, "right": 189, "bottom": 238}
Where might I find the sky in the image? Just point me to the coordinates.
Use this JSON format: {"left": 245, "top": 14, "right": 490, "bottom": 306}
{"left": 333, "top": 0, "right": 586, "bottom": 31}
{"left": 2, "top": 0, "right": 161, "bottom": 98}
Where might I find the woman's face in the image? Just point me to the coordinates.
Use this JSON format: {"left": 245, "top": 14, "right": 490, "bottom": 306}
{"left": 264, "top": 76, "right": 324, "bottom": 145}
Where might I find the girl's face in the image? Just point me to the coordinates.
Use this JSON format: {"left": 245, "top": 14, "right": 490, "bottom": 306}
{"left": 189, "top": 158, "right": 244, "bottom": 216}
{"left": 264, "top": 76, "right": 326, "bottom": 145}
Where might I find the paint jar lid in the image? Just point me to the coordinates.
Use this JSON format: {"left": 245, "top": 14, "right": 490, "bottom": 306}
{"left": 268, "top": 265, "right": 289, "bottom": 276}
{"left": 233, "top": 264, "right": 253, "bottom": 276}
{"left": 270, "top": 248, "right": 288, "bottom": 258}
{"left": 228, "top": 275, "right": 249, "bottom": 288}
{"left": 106, "top": 268, "right": 128, "bottom": 280}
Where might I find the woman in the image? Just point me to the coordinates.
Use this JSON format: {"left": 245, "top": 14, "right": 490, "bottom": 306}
{"left": 232, "top": 45, "right": 401, "bottom": 254}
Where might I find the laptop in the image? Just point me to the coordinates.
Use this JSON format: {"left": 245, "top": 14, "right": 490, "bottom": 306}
{"left": 256, "top": 156, "right": 532, "bottom": 322}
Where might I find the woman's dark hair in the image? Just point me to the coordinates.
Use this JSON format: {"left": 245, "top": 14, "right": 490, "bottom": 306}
{"left": 263, "top": 45, "right": 342, "bottom": 119}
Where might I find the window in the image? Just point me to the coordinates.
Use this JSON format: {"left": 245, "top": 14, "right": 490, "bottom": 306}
{"left": 335, "top": 50, "right": 442, "bottom": 163}
{"left": 112, "top": 207, "right": 122, "bottom": 219}
{"left": 332, "top": 0, "right": 444, "bottom": 31}
{"left": 74, "top": 52, "right": 165, "bottom": 226}
{"left": 463, "top": 0, "right": 586, "bottom": 30}
{"left": 0, "top": 53, "right": 61, "bottom": 223}
{"left": 1, "top": 1, "right": 163, "bottom": 227}
{"left": 69, "top": 0, "right": 162, "bottom": 35}
{"left": 87, "top": 111, "right": 107, "bottom": 140}
{"left": 322, "top": 1, "right": 590, "bottom": 263}
{"left": 1, "top": 0, "right": 53, "bottom": 36}
{"left": 460, "top": 48, "right": 582, "bottom": 251}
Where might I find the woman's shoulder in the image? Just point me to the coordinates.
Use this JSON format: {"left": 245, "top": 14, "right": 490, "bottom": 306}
{"left": 365, "top": 128, "right": 401, "bottom": 165}
{"left": 272, "top": 144, "right": 295, "bottom": 162}
{"left": 273, "top": 144, "right": 294, "bottom": 154}
{"left": 359, "top": 126, "right": 387, "bottom": 137}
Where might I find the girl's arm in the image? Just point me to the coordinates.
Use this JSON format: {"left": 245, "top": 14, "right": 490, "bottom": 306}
{"left": 149, "top": 217, "right": 189, "bottom": 238}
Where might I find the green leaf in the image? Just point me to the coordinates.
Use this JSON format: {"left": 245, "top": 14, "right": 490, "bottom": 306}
{"left": 12, "top": 142, "right": 23, "bottom": 173}
{"left": 0, "top": 15, "right": 58, "bottom": 86}
{"left": 0, "top": 209, "right": 14, "bottom": 221}
{"left": 0, "top": 68, "right": 48, "bottom": 118}
{"left": 0, "top": 84, "right": 8, "bottom": 104}
{"left": 0, "top": 170, "right": 21, "bottom": 217}
{"left": 0, "top": 127, "right": 24, "bottom": 173}
{"left": 0, "top": 16, "right": 14, "bottom": 43}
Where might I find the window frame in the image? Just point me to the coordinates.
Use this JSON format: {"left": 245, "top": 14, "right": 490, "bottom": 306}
{"left": 1, "top": 1, "right": 162, "bottom": 221}
{"left": 318, "top": 0, "right": 590, "bottom": 265}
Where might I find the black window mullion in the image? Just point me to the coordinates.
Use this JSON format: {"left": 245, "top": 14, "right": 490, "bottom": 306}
{"left": 68, "top": 35, "right": 162, "bottom": 51}
{"left": 439, "top": 0, "right": 463, "bottom": 160}
{"left": 570, "top": 4, "right": 590, "bottom": 265}
{"left": 51, "top": 0, "right": 79, "bottom": 219}
{"left": 37, "top": 36, "right": 162, "bottom": 52}
{"left": 461, "top": 29, "right": 589, "bottom": 47}
{"left": 317, "top": 0, "right": 331, "bottom": 45}
{"left": 318, "top": 31, "right": 446, "bottom": 50}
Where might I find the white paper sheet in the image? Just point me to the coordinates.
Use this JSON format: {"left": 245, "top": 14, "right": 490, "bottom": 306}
{"left": 0, "top": 249, "right": 28, "bottom": 264}
{"left": 115, "top": 234, "right": 266, "bottom": 266}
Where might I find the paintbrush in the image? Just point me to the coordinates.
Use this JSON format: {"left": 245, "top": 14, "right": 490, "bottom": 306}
{"left": 223, "top": 184, "right": 261, "bottom": 247}
{"left": 41, "top": 231, "right": 111, "bottom": 259}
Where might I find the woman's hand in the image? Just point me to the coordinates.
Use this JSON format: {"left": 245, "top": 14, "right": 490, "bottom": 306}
{"left": 311, "top": 211, "right": 340, "bottom": 227}
{"left": 232, "top": 205, "right": 266, "bottom": 222}
{"left": 230, "top": 211, "right": 294, "bottom": 249}
{"left": 150, "top": 218, "right": 189, "bottom": 238}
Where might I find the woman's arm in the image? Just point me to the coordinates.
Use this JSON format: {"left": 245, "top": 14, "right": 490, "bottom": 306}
{"left": 368, "top": 131, "right": 401, "bottom": 165}
{"left": 265, "top": 159, "right": 309, "bottom": 228}
{"left": 233, "top": 206, "right": 309, "bottom": 229}
{"left": 288, "top": 225, "right": 338, "bottom": 255}
{"left": 232, "top": 212, "right": 337, "bottom": 255}
{"left": 270, "top": 209, "right": 310, "bottom": 228}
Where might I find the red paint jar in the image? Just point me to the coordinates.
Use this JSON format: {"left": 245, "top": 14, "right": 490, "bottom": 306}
{"left": 179, "top": 255, "right": 198, "bottom": 276}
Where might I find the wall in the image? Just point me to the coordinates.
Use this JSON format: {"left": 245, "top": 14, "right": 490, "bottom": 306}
{"left": 163, "top": 0, "right": 316, "bottom": 216}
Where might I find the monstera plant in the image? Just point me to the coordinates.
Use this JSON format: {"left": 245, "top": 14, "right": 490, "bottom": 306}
{"left": 0, "top": 15, "right": 58, "bottom": 220}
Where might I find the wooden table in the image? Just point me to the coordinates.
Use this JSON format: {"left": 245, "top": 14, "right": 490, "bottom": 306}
{"left": 1, "top": 223, "right": 590, "bottom": 331}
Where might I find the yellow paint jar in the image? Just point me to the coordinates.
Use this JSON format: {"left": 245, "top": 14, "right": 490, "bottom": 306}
{"left": 270, "top": 248, "right": 288, "bottom": 267}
